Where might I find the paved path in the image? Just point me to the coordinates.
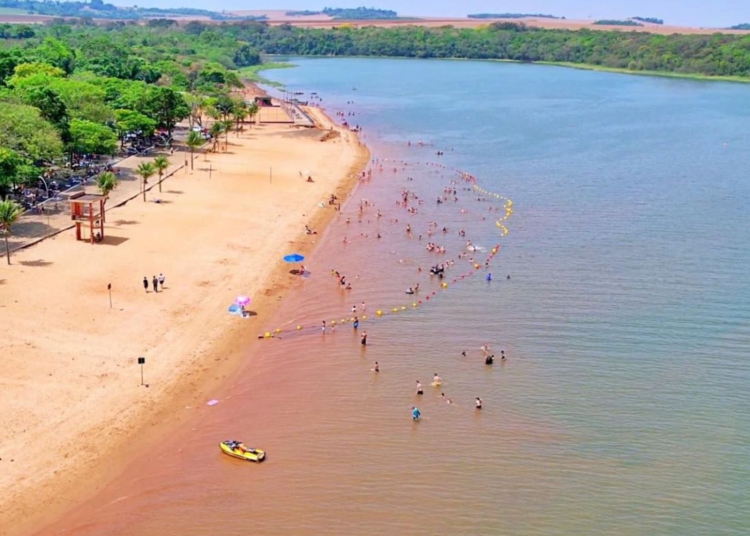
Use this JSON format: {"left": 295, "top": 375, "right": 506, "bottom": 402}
{"left": 6, "top": 149, "right": 192, "bottom": 253}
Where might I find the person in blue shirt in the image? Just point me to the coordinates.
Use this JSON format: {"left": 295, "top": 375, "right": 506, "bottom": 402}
{"left": 412, "top": 406, "right": 421, "bottom": 421}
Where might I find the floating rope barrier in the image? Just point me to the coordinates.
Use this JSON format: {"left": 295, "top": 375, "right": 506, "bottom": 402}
{"left": 258, "top": 163, "right": 513, "bottom": 339}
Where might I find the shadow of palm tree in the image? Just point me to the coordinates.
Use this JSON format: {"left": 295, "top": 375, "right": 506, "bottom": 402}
{"left": 19, "top": 259, "right": 53, "bottom": 267}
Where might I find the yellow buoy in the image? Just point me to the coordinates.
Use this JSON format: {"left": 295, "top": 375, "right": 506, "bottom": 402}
{"left": 296, "top": 325, "right": 302, "bottom": 330}
{"left": 376, "top": 310, "right": 383, "bottom": 316}
{"left": 264, "top": 332, "right": 271, "bottom": 338}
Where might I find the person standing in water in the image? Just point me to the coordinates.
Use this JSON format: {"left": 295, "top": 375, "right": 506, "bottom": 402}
{"left": 475, "top": 397, "right": 483, "bottom": 410}
{"left": 353, "top": 316, "right": 359, "bottom": 329}
{"left": 433, "top": 373, "right": 442, "bottom": 386}
{"left": 373, "top": 362, "right": 379, "bottom": 373}
{"left": 416, "top": 381, "right": 423, "bottom": 395}
{"left": 361, "top": 331, "right": 367, "bottom": 346}
{"left": 412, "top": 406, "right": 421, "bottom": 421}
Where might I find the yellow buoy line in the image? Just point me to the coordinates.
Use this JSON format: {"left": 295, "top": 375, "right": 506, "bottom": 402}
{"left": 258, "top": 167, "right": 513, "bottom": 340}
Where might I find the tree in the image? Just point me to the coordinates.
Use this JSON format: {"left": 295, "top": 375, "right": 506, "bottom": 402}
{"left": 185, "top": 130, "right": 203, "bottom": 170}
{"left": 143, "top": 86, "right": 189, "bottom": 135}
{"left": 0, "top": 199, "right": 22, "bottom": 265}
{"left": 136, "top": 161, "right": 155, "bottom": 202}
{"left": 246, "top": 101, "right": 259, "bottom": 128}
{"left": 0, "top": 148, "right": 24, "bottom": 200}
{"left": 114, "top": 109, "right": 156, "bottom": 147}
{"left": 209, "top": 121, "right": 223, "bottom": 152}
{"left": 0, "top": 104, "right": 63, "bottom": 162}
{"left": 153, "top": 155, "right": 169, "bottom": 193}
{"left": 69, "top": 119, "right": 117, "bottom": 160}
{"left": 183, "top": 92, "right": 205, "bottom": 129}
{"left": 22, "top": 87, "right": 71, "bottom": 144}
{"left": 233, "top": 44, "right": 261, "bottom": 67}
{"left": 96, "top": 171, "right": 118, "bottom": 196}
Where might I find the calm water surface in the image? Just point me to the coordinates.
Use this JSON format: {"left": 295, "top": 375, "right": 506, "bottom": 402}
{"left": 43, "top": 59, "right": 750, "bottom": 535}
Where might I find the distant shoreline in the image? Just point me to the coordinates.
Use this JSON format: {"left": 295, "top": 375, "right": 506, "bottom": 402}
{"left": 258, "top": 55, "right": 750, "bottom": 85}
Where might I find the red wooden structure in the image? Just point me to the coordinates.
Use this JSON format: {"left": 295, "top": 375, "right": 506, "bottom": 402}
{"left": 69, "top": 194, "right": 107, "bottom": 244}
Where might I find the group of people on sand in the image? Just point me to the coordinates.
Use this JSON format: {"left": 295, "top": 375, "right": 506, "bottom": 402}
{"left": 142, "top": 274, "right": 166, "bottom": 293}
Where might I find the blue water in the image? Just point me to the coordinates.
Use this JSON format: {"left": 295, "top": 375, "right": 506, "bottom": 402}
{"left": 267, "top": 58, "right": 750, "bottom": 534}
{"left": 49, "top": 59, "right": 750, "bottom": 536}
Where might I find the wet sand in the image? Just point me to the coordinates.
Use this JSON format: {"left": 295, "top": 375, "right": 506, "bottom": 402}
{"left": 0, "top": 115, "right": 368, "bottom": 536}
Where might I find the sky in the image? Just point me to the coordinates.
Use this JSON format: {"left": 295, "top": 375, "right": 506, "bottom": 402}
{"left": 116, "top": 0, "right": 750, "bottom": 27}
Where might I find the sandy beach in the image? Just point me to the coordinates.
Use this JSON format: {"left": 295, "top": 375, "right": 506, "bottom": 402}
{"left": 0, "top": 110, "right": 368, "bottom": 536}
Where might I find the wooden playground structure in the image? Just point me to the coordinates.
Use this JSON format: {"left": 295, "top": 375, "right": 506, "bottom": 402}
{"left": 69, "top": 194, "right": 107, "bottom": 244}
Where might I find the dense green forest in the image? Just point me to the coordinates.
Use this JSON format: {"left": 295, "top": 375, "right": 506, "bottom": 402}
{"left": 0, "top": 20, "right": 262, "bottom": 202}
{"left": 0, "top": 0, "right": 265, "bottom": 20}
{"left": 225, "top": 21, "right": 750, "bottom": 77}
{"left": 467, "top": 14, "right": 561, "bottom": 20}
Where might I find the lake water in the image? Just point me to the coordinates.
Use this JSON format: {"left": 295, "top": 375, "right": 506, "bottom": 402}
{"left": 40, "top": 59, "right": 750, "bottom": 535}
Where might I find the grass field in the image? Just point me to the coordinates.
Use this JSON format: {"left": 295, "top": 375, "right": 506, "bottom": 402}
{"left": 238, "top": 62, "right": 295, "bottom": 87}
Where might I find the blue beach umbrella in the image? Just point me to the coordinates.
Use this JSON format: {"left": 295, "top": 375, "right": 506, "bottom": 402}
{"left": 283, "top": 253, "right": 305, "bottom": 263}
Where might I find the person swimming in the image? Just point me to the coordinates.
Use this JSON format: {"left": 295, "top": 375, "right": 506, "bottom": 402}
{"left": 412, "top": 406, "right": 421, "bottom": 421}
{"left": 485, "top": 354, "right": 494, "bottom": 365}
{"left": 416, "top": 381, "right": 423, "bottom": 395}
{"left": 441, "top": 393, "right": 452, "bottom": 405}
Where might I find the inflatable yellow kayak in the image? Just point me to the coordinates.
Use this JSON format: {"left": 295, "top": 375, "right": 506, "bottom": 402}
{"left": 220, "top": 440, "right": 266, "bottom": 462}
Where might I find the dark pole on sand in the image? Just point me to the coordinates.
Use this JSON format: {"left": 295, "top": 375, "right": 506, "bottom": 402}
{"left": 209, "top": 164, "right": 212, "bottom": 180}
{"left": 107, "top": 283, "right": 112, "bottom": 309}
{"left": 138, "top": 356, "right": 145, "bottom": 386}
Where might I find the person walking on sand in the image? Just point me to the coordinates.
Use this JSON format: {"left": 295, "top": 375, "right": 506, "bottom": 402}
{"left": 152, "top": 276, "right": 158, "bottom": 293}
{"left": 143, "top": 276, "right": 148, "bottom": 293}
{"left": 361, "top": 331, "right": 367, "bottom": 346}
{"left": 158, "top": 273, "right": 165, "bottom": 290}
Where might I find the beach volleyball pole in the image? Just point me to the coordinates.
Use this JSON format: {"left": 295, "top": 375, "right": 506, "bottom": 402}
{"left": 138, "top": 357, "right": 145, "bottom": 386}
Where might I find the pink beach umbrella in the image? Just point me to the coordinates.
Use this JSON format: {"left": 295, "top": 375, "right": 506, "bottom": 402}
{"left": 235, "top": 295, "right": 251, "bottom": 307}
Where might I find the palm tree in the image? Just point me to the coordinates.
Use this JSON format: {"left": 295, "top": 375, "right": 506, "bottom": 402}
{"left": 246, "top": 102, "right": 259, "bottom": 127}
{"left": 186, "top": 130, "right": 203, "bottom": 170}
{"left": 136, "top": 162, "right": 156, "bottom": 202}
{"left": 209, "top": 122, "right": 223, "bottom": 152}
{"left": 0, "top": 199, "right": 22, "bottom": 265}
{"left": 234, "top": 106, "right": 248, "bottom": 136}
{"left": 96, "top": 171, "right": 118, "bottom": 197}
{"left": 153, "top": 155, "right": 170, "bottom": 193}
{"left": 223, "top": 119, "right": 233, "bottom": 151}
